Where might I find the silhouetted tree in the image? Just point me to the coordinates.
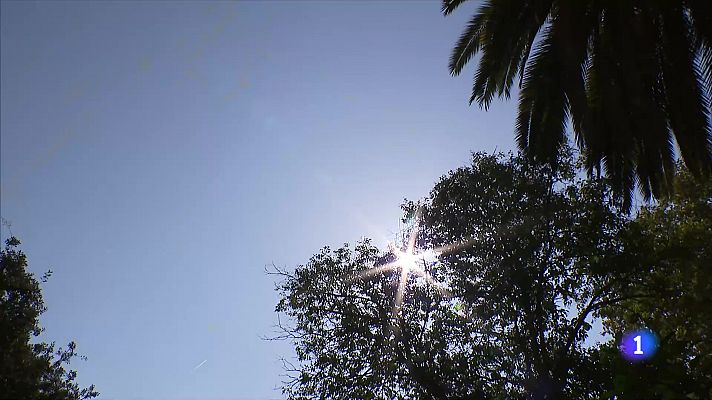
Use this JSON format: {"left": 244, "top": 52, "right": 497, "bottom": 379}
{"left": 596, "top": 166, "right": 712, "bottom": 399}
{"left": 274, "top": 151, "right": 628, "bottom": 399}
{"left": 444, "top": 0, "right": 712, "bottom": 209}
{"left": 274, "top": 150, "right": 712, "bottom": 399}
{"left": 0, "top": 237, "right": 98, "bottom": 400}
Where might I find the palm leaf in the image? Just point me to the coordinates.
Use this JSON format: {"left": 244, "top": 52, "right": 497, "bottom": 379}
{"left": 442, "top": 0, "right": 471, "bottom": 16}
{"left": 659, "top": 4, "right": 712, "bottom": 180}
{"left": 468, "top": 0, "right": 553, "bottom": 109}
{"left": 446, "top": 0, "right": 712, "bottom": 207}
{"left": 449, "top": 10, "right": 488, "bottom": 77}
{"left": 515, "top": 28, "right": 568, "bottom": 165}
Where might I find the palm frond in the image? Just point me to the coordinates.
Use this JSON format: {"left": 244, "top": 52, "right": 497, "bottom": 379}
{"left": 687, "top": 1, "right": 712, "bottom": 103}
{"left": 449, "top": 10, "right": 488, "bottom": 77}
{"left": 660, "top": 4, "right": 712, "bottom": 180}
{"left": 445, "top": 0, "right": 712, "bottom": 207}
{"left": 553, "top": 1, "right": 600, "bottom": 156}
{"left": 442, "top": 0, "right": 471, "bottom": 16}
{"left": 622, "top": 5, "right": 675, "bottom": 200}
{"left": 466, "top": 0, "right": 553, "bottom": 109}
{"left": 584, "top": 7, "right": 637, "bottom": 204}
{"left": 515, "top": 28, "right": 568, "bottom": 165}
{"left": 686, "top": 0, "right": 712, "bottom": 146}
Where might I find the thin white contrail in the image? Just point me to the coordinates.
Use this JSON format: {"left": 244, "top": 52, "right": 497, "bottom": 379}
{"left": 192, "top": 359, "right": 207, "bottom": 371}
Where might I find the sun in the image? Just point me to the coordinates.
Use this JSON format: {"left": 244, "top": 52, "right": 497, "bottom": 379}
{"left": 394, "top": 249, "right": 422, "bottom": 274}
{"left": 349, "top": 214, "right": 450, "bottom": 325}
{"left": 344, "top": 206, "right": 482, "bottom": 336}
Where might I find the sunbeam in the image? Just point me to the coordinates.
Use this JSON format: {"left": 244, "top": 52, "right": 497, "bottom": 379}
{"left": 348, "top": 210, "right": 466, "bottom": 325}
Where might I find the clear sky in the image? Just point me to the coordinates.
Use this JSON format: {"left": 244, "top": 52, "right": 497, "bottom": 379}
{"left": 0, "top": 1, "right": 519, "bottom": 399}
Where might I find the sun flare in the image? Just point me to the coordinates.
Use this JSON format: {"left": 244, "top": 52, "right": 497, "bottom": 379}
{"left": 348, "top": 214, "right": 455, "bottom": 325}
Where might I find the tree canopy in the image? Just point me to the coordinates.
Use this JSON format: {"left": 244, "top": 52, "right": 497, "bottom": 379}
{"left": 596, "top": 167, "right": 712, "bottom": 398}
{"left": 443, "top": 0, "right": 712, "bottom": 209}
{"left": 274, "top": 150, "right": 712, "bottom": 399}
{"left": 0, "top": 237, "right": 98, "bottom": 400}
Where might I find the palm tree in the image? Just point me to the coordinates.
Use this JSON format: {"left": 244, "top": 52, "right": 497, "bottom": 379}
{"left": 444, "top": 0, "right": 711, "bottom": 209}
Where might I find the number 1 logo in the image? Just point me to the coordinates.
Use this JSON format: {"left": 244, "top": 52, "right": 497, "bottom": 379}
{"left": 620, "top": 329, "right": 658, "bottom": 361}
{"left": 633, "top": 335, "right": 643, "bottom": 354}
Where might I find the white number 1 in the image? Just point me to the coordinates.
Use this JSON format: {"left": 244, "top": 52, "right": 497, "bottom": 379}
{"left": 633, "top": 335, "right": 644, "bottom": 354}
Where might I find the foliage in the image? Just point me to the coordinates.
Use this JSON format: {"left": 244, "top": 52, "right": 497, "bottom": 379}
{"left": 0, "top": 237, "right": 98, "bottom": 400}
{"left": 443, "top": 0, "right": 712, "bottom": 209}
{"left": 596, "top": 167, "right": 712, "bottom": 399}
{"left": 274, "top": 151, "right": 635, "bottom": 399}
{"left": 275, "top": 150, "right": 712, "bottom": 399}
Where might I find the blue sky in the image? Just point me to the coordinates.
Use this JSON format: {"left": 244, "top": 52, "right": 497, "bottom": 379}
{"left": 0, "top": 1, "right": 520, "bottom": 399}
